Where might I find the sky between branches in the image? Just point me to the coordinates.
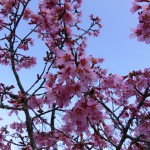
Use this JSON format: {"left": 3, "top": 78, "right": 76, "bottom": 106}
{"left": 82, "top": 0, "right": 150, "bottom": 75}
{"left": 0, "top": 0, "right": 150, "bottom": 88}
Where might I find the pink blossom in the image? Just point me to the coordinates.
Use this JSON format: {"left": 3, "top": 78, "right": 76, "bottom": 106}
{"left": 130, "top": 2, "right": 141, "bottom": 13}
{"left": 0, "top": 0, "right": 149, "bottom": 149}
{"left": 23, "top": 8, "right": 33, "bottom": 20}
{"left": 19, "top": 44, "right": 28, "bottom": 51}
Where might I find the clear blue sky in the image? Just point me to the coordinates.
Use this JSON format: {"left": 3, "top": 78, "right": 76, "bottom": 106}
{"left": 82, "top": 0, "right": 150, "bottom": 75}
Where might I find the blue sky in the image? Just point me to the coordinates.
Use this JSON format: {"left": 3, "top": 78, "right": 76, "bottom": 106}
{"left": 82, "top": 0, "right": 150, "bottom": 75}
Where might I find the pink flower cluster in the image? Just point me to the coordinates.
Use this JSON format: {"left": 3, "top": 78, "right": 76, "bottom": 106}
{"left": 0, "top": 0, "right": 149, "bottom": 149}
{"left": 0, "top": 50, "right": 11, "bottom": 66}
{"left": 0, "top": 0, "right": 18, "bottom": 16}
{"left": 45, "top": 50, "right": 104, "bottom": 108}
{"left": 130, "top": 0, "right": 150, "bottom": 44}
{"left": 16, "top": 56, "right": 36, "bottom": 71}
